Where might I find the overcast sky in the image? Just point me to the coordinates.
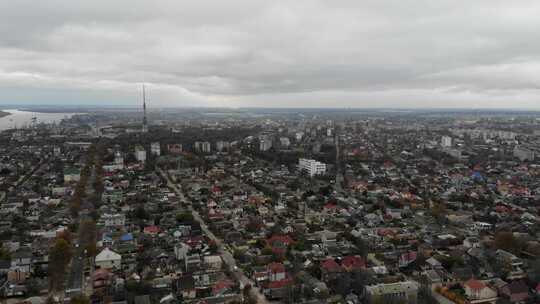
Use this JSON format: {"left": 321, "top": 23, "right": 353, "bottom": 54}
{"left": 1, "top": 1, "right": 540, "bottom": 108}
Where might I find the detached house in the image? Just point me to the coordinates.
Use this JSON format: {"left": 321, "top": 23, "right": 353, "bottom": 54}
{"left": 341, "top": 255, "right": 366, "bottom": 272}
{"left": 263, "top": 262, "right": 293, "bottom": 300}
{"left": 365, "top": 281, "right": 419, "bottom": 304}
{"left": 95, "top": 247, "right": 122, "bottom": 269}
{"left": 463, "top": 279, "right": 498, "bottom": 304}
{"left": 320, "top": 258, "right": 343, "bottom": 282}
{"left": 102, "top": 213, "right": 126, "bottom": 228}
{"left": 268, "top": 262, "right": 286, "bottom": 282}
{"left": 494, "top": 249, "right": 526, "bottom": 280}
{"left": 11, "top": 248, "right": 32, "bottom": 273}
{"left": 266, "top": 235, "right": 294, "bottom": 255}
{"left": 499, "top": 280, "right": 529, "bottom": 303}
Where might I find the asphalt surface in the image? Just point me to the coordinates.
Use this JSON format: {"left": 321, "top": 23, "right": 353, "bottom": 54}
{"left": 66, "top": 166, "right": 96, "bottom": 298}
{"left": 65, "top": 243, "right": 84, "bottom": 296}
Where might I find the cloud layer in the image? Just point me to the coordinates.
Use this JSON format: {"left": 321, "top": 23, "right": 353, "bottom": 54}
{"left": 1, "top": 1, "right": 540, "bottom": 108}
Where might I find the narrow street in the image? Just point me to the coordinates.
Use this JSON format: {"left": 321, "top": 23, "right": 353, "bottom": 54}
{"left": 66, "top": 161, "right": 97, "bottom": 299}
{"left": 158, "top": 168, "right": 270, "bottom": 304}
{"left": 65, "top": 238, "right": 84, "bottom": 297}
{"left": 14, "top": 159, "right": 47, "bottom": 188}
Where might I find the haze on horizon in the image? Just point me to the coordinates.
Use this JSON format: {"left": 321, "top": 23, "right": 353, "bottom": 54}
{"left": 1, "top": 1, "right": 540, "bottom": 109}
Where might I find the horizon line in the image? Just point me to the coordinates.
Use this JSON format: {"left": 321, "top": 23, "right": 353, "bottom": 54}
{"left": 2, "top": 105, "right": 540, "bottom": 111}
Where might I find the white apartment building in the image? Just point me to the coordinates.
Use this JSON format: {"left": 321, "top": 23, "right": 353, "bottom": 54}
{"left": 201, "top": 141, "right": 211, "bottom": 153}
{"left": 216, "top": 141, "right": 230, "bottom": 152}
{"left": 135, "top": 146, "right": 146, "bottom": 162}
{"left": 151, "top": 142, "right": 161, "bottom": 156}
{"left": 299, "top": 158, "right": 326, "bottom": 177}
{"left": 114, "top": 151, "right": 124, "bottom": 165}
{"left": 194, "top": 141, "right": 211, "bottom": 153}
{"left": 441, "top": 136, "right": 452, "bottom": 147}
{"left": 260, "top": 138, "right": 273, "bottom": 151}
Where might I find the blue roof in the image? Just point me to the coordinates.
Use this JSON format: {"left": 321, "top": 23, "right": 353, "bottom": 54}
{"left": 120, "top": 233, "right": 133, "bottom": 241}
{"left": 471, "top": 171, "right": 484, "bottom": 180}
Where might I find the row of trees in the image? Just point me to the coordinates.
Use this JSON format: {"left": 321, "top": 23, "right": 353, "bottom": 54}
{"left": 48, "top": 232, "right": 73, "bottom": 292}
{"left": 69, "top": 145, "right": 97, "bottom": 218}
{"left": 49, "top": 143, "right": 101, "bottom": 293}
{"left": 69, "top": 144, "right": 106, "bottom": 304}
{"left": 49, "top": 146, "right": 96, "bottom": 292}
{"left": 84, "top": 143, "right": 106, "bottom": 259}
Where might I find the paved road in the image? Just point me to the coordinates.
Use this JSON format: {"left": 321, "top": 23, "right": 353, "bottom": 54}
{"left": 65, "top": 241, "right": 84, "bottom": 297}
{"left": 66, "top": 164, "right": 97, "bottom": 298}
{"left": 14, "top": 158, "right": 48, "bottom": 188}
{"left": 158, "top": 168, "right": 270, "bottom": 304}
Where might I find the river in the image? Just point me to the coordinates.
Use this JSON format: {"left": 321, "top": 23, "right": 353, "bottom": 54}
{"left": 0, "top": 109, "right": 82, "bottom": 132}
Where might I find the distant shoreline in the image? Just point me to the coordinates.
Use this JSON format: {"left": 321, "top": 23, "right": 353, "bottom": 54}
{"left": 16, "top": 108, "right": 87, "bottom": 114}
{"left": 0, "top": 109, "right": 85, "bottom": 115}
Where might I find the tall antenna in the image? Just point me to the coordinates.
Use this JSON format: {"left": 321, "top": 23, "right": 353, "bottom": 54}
{"left": 142, "top": 84, "right": 148, "bottom": 133}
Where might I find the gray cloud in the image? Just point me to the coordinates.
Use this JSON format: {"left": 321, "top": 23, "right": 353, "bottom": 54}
{"left": 1, "top": 0, "right": 540, "bottom": 107}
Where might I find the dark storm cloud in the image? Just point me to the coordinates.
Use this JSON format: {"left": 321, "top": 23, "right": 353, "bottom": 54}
{"left": 1, "top": 0, "right": 540, "bottom": 107}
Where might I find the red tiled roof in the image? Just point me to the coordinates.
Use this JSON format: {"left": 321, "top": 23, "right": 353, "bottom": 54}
{"left": 267, "top": 235, "right": 294, "bottom": 246}
{"left": 144, "top": 225, "right": 160, "bottom": 234}
{"left": 495, "top": 205, "right": 510, "bottom": 213}
{"left": 185, "top": 236, "right": 203, "bottom": 246}
{"left": 377, "top": 228, "right": 396, "bottom": 236}
{"left": 321, "top": 258, "right": 342, "bottom": 272}
{"left": 465, "top": 279, "right": 486, "bottom": 291}
{"left": 212, "top": 279, "right": 234, "bottom": 294}
{"left": 267, "top": 262, "right": 285, "bottom": 274}
{"left": 400, "top": 251, "right": 417, "bottom": 262}
{"left": 266, "top": 278, "right": 293, "bottom": 289}
{"left": 323, "top": 203, "right": 337, "bottom": 209}
{"left": 341, "top": 255, "right": 366, "bottom": 270}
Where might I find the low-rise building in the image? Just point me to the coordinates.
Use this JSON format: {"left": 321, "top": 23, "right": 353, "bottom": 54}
{"left": 63, "top": 168, "right": 81, "bottom": 183}
{"left": 95, "top": 248, "right": 122, "bottom": 269}
{"left": 365, "top": 281, "right": 419, "bottom": 304}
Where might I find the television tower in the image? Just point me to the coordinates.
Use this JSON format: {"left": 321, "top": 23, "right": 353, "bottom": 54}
{"left": 142, "top": 84, "right": 148, "bottom": 133}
